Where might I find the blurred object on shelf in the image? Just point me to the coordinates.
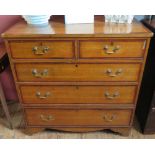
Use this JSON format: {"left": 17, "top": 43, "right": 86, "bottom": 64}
{"left": 22, "top": 15, "right": 51, "bottom": 26}
{"left": 105, "top": 15, "right": 134, "bottom": 24}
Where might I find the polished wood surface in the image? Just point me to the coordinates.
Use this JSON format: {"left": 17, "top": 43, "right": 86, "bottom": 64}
{"left": 20, "top": 85, "right": 137, "bottom": 104}
{"left": 9, "top": 40, "right": 74, "bottom": 59}
{"left": 15, "top": 63, "right": 141, "bottom": 82}
{"left": 23, "top": 127, "right": 130, "bottom": 136}
{"left": 25, "top": 108, "right": 132, "bottom": 126}
{"left": 2, "top": 15, "right": 152, "bottom": 136}
{"left": 23, "top": 127, "right": 44, "bottom": 135}
{"left": 80, "top": 40, "right": 146, "bottom": 58}
{"left": 1, "top": 16, "right": 153, "bottom": 38}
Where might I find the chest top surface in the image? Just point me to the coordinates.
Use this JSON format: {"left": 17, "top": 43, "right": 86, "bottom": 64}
{"left": 1, "top": 15, "right": 153, "bottom": 39}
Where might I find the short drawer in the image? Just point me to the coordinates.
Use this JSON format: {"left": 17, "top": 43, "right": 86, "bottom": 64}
{"left": 20, "top": 85, "right": 137, "bottom": 104}
{"left": 15, "top": 63, "right": 141, "bottom": 82}
{"left": 9, "top": 41, "right": 74, "bottom": 59}
{"left": 25, "top": 108, "right": 132, "bottom": 126}
{"left": 79, "top": 40, "right": 146, "bottom": 58}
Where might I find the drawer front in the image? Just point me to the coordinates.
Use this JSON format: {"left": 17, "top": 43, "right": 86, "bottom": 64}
{"left": 20, "top": 85, "right": 137, "bottom": 104}
{"left": 15, "top": 63, "right": 141, "bottom": 82}
{"left": 9, "top": 41, "right": 74, "bottom": 59}
{"left": 25, "top": 108, "right": 132, "bottom": 126}
{"left": 80, "top": 40, "right": 145, "bottom": 58}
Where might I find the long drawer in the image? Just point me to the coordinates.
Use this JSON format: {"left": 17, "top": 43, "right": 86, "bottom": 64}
{"left": 9, "top": 41, "right": 74, "bottom": 59}
{"left": 15, "top": 63, "right": 141, "bottom": 82}
{"left": 25, "top": 108, "right": 132, "bottom": 126}
{"left": 20, "top": 85, "right": 137, "bottom": 104}
{"left": 79, "top": 40, "right": 146, "bottom": 58}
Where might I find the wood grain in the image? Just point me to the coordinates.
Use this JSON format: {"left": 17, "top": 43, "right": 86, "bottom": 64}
{"left": 2, "top": 15, "right": 152, "bottom": 135}
{"left": 80, "top": 40, "right": 146, "bottom": 58}
{"left": 1, "top": 16, "right": 153, "bottom": 38}
{"left": 20, "top": 85, "right": 137, "bottom": 104}
{"left": 9, "top": 40, "right": 74, "bottom": 59}
{"left": 25, "top": 108, "right": 132, "bottom": 126}
{"left": 15, "top": 63, "right": 141, "bottom": 82}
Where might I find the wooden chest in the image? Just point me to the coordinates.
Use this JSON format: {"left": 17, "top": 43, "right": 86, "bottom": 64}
{"left": 2, "top": 16, "right": 153, "bottom": 136}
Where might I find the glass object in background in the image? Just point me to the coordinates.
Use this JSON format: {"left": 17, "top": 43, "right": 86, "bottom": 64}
{"left": 105, "top": 15, "right": 134, "bottom": 24}
{"left": 22, "top": 15, "right": 51, "bottom": 26}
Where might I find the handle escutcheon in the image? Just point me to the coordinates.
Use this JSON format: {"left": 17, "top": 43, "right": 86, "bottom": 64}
{"left": 36, "top": 92, "right": 51, "bottom": 99}
{"left": 104, "top": 91, "right": 119, "bottom": 99}
{"left": 32, "top": 46, "right": 49, "bottom": 55}
{"left": 42, "top": 46, "right": 49, "bottom": 53}
{"left": 103, "top": 45, "right": 120, "bottom": 54}
{"left": 40, "top": 115, "right": 55, "bottom": 121}
{"left": 106, "top": 68, "right": 123, "bottom": 77}
{"left": 32, "top": 69, "right": 48, "bottom": 78}
{"left": 103, "top": 114, "right": 117, "bottom": 122}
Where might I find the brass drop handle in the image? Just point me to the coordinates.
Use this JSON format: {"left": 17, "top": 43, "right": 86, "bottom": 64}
{"left": 103, "top": 45, "right": 120, "bottom": 54}
{"left": 104, "top": 91, "right": 119, "bottom": 99}
{"left": 40, "top": 114, "right": 55, "bottom": 121}
{"left": 32, "top": 46, "right": 49, "bottom": 55}
{"left": 106, "top": 68, "right": 123, "bottom": 77}
{"left": 32, "top": 69, "right": 48, "bottom": 78}
{"left": 103, "top": 114, "right": 116, "bottom": 122}
{"left": 42, "top": 46, "right": 49, "bottom": 53}
{"left": 36, "top": 92, "right": 50, "bottom": 99}
{"left": 32, "top": 46, "right": 38, "bottom": 52}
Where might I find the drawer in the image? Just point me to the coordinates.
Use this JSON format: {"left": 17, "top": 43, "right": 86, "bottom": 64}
{"left": 9, "top": 41, "right": 74, "bottom": 59}
{"left": 20, "top": 85, "right": 137, "bottom": 104}
{"left": 15, "top": 63, "right": 141, "bottom": 82}
{"left": 25, "top": 108, "right": 132, "bottom": 126}
{"left": 80, "top": 40, "right": 146, "bottom": 58}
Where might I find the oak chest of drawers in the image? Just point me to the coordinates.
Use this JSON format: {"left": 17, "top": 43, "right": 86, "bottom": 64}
{"left": 2, "top": 16, "right": 153, "bottom": 136}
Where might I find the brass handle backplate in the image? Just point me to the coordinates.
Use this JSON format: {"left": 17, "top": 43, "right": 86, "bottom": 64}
{"left": 36, "top": 92, "right": 51, "bottom": 99}
{"left": 32, "top": 69, "right": 48, "bottom": 78}
{"left": 104, "top": 91, "right": 119, "bottom": 99}
{"left": 40, "top": 114, "right": 55, "bottom": 121}
{"left": 106, "top": 68, "right": 123, "bottom": 77}
{"left": 32, "top": 46, "right": 49, "bottom": 55}
{"left": 103, "top": 114, "right": 117, "bottom": 122}
{"left": 42, "top": 46, "right": 49, "bottom": 53}
{"left": 103, "top": 45, "right": 120, "bottom": 54}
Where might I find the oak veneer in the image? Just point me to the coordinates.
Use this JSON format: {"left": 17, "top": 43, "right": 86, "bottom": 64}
{"left": 80, "top": 40, "right": 146, "bottom": 58}
{"left": 1, "top": 16, "right": 152, "bottom": 38}
{"left": 15, "top": 63, "right": 141, "bottom": 82}
{"left": 2, "top": 15, "right": 153, "bottom": 136}
{"left": 20, "top": 85, "right": 137, "bottom": 104}
{"left": 9, "top": 40, "right": 74, "bottom": 59}
{"left": 23, "top": 127, "right": 131, "bottom": 136}
{"left": 25, "top": 108, "right": 132, "bottom": 126}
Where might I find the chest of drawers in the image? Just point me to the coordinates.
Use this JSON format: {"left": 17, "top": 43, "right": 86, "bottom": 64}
{"left": 2, "top": 16, "right": 153, "bottom": 136}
